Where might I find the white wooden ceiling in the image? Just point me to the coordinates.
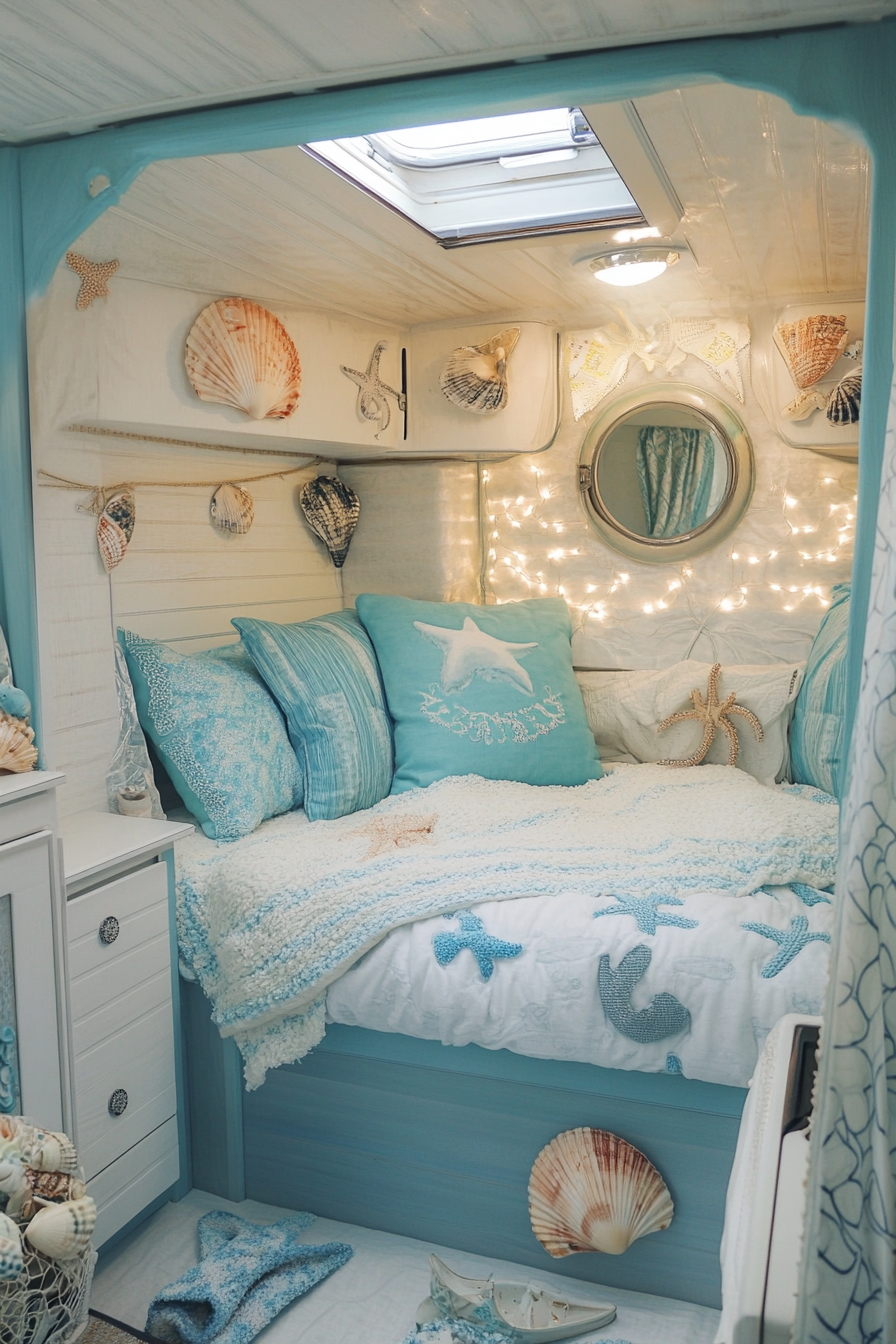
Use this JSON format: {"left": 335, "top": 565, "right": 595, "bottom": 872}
{"left": 73, "top": 83, "right": 869, "bottom": 331}
{"left": 1, "top": 0, "right": 895, "bottom": 144}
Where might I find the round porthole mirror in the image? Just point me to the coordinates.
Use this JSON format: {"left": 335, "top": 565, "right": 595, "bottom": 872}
{"left": 578, "top": 384, "right": 754, "bottom": 563}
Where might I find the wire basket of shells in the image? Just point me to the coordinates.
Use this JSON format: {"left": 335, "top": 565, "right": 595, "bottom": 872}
{"left": 0, "top": 1117, "right": 96, "bottom": 1344}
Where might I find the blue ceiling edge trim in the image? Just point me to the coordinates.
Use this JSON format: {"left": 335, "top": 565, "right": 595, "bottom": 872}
{"left": 4, "top": 18, "right": 893, "bottom": 770}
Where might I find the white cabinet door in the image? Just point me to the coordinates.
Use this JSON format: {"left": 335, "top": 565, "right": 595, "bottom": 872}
{"left": 0, "top": 830, "right": 64, "bottom": 1130}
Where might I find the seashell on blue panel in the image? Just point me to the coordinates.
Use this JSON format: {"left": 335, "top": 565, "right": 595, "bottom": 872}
{"left": 300, "top": 476, "right": 360, "bottom": 569}
{"left": 826, "top": 370, "right": 861, "bottom": 425}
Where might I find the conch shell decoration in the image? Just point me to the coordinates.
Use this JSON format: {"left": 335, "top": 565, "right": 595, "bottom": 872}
{"left": 440, "top": 327, "right": 520, "bottom": 414}
{"left": 96, "top": 489, "right": 135, "bottom": 573}
{"left": 529, "top": 1127, "right": 673, "bottom": 1257}
{"left": 185, "top": 297, "right": 301, "bottom": 420}
{"left": 299, "top": 475, "right": 360, "bottom": 569}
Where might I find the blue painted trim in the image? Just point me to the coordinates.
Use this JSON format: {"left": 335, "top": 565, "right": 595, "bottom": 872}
{"left": 181, "top": 977, "right": 245, "bottom": 1202}
{"left": 0, "top": 149, "right": 41, "bottom": 749}
{"left": 164, "top": 848, "right": 191, "bottom": 1200}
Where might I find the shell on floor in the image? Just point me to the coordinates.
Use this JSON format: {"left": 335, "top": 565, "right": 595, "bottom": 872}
{"left": 0, "top": 710, "right": 37, "bottom": 775}
{"left": 440, "top": 327, "right": 520, "bottom": 414}
{"left": 299, "top": 476, "right": 360, "bottom": 568}
{"left": 185, "top": 297, "right": 301, "bottom": 420}
{"left": 826, "top": 370, "right": 861, "bottom": 425}
{"left": 211, "top": 483, "right": 254, "bottom": 534}
{"left": 0, "top": 1211, "right": 22, "bottom": 1281}
{"left": 528, "top": 1127, "right": 674, "bottom": 1257}
{"left": 24, "top": 1196, "right": 96, "bottom": 1260}
{"left": 773, "top": 314, "right": 848, "bottom": 389}
{"left": 97, "top": 489, "right": 135, "bottom": 573}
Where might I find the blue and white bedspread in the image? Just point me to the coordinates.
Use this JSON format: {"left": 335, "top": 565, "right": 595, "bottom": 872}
{"left": 175, "top": 764, "right": 839, "bottom": 1089}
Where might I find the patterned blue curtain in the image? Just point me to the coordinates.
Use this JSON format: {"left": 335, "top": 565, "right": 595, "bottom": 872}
{"left": 794, "top": 392, "right": 896, "bottom": 1342}
{"left": 635, "top": 426, "right": 715, "bottom": 538}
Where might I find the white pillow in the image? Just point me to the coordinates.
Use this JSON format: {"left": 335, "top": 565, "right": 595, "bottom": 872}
{"left": 576, "top": 660, "right": 805, "bottom": 786}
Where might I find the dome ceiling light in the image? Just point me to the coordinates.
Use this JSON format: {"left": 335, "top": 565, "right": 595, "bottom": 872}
{"left": 589, "top": 248, "right": 682, "bottom": 287}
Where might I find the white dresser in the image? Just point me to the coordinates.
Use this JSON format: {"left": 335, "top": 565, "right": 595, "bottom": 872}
{"left": 0, "top": 770, "right": 67, "bottom": 1132}
{"left": 60, "top": 810, "right": 193, "bottom": 1249}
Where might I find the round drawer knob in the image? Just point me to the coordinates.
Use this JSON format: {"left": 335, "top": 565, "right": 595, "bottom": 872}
{"left": 99, "top": 916, "right": 120, "bottom": 945}
{"left": 108, "top": 1088, "right": 128, "bottom": 1117}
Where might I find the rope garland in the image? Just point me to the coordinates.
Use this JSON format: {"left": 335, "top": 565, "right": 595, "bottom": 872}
{"left": 38, "top": 464, "right": 322, "bottom": 514}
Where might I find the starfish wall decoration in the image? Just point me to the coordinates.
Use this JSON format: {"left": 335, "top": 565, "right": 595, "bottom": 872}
{"left": 657, "top": 662, "right": 764, "bottom": 768}
{"left": 66, "top": 251, "right": 120, "bottom": 309}
{"left": 432, "top": 911, "right": 523, "bottom": 981}
{"left": 340, "top": 341, "right": 404, "bottom": 439}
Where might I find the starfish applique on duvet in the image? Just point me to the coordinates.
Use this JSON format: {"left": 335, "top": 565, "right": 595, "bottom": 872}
{"left": 593, "top": 893, "right": 698, "bottom": 935}
{"left": 741, "top": 914, "right": 830, "bottom": 977}
{"left": 657, "top": 662, "right": 764, "bottom": 767}
{"left": 432, "top": 911, "right": 523, "bottom": 981}
{"left": 597, "top": 944, "right": 691, "bottom": 1043}
{"left": 354, "top": 813, "right": 436, "bottom": 860}
{"left": 66, "top": 251, "right": 120, "bottom": 309}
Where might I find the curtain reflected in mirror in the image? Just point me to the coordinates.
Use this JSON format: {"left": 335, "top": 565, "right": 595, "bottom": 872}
{"left": 636, "top": 425, "right": 716, "bottom": 538}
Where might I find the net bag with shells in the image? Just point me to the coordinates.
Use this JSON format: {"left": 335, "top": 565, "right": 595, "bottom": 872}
{"left": 185, "top": 297, "right": 301, "bottom": 420}
{"left": 528, "top": 1127, "right": 673, "bottom": 1257}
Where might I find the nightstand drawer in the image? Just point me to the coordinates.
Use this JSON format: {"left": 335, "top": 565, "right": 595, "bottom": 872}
{"left": 69, "top": 929, "right": 170, "bottom": 1026}
{"left": 75, "top": 1012, "right": 176, "bottom": 1180}
{"left": 72, "top": 965, "right": 171, "bottom": 1058}
{"left": 89, "top": 1118, "right": 180, "bottom": 1250}
{"left": 67, "top": 863, "right": 168, "bottom": 979}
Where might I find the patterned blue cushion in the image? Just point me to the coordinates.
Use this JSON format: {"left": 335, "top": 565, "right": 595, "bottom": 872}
{"left": 355, "top": 594, "right": 602, "bottom": 794}
{"left": 118, "top": 630, "right": 303, "bottom": 841}
{"left": 232, "top": 609, "right": 393, "bottom": 821}
{"left": 790, "top": 582, "right": 850, "bottom": 797}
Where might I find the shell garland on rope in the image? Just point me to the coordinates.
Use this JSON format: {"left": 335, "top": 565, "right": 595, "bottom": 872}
{"left": 211, "top": 483, "right": 254, "bottom": 535}
{"left": 0, "top": 710, "right": 37, "bottom": 775}
{"left": 185, "top": 297, "right": 301, "bottom": 420}
{"left": 440, "top": 327, "right": 520, "bottom": 414}
{"left": 97, "top": 489, "right": 135, "bottom": 573}
{"left": 826, "top": 370, "right": 862, "bottom": 425}
{"left": 24, "top": 1196, "right": 96, "bottom": 1261}
{"left": 299, "top": 476, "right": 360, "bottom": 569}
{"left": 0, "top": 1211, "right": 23, "bottom": 1280}
{"left": 773, "top": 314, "right": 848, "bottom": 389}
{"left": 529, "top": 1127, "right": 673, "bottom": 1257}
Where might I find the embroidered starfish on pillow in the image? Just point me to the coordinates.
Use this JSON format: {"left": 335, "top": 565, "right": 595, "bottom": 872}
{"left": 593, "top": 893, "right": 698, "bottom": 935}
{"left": 66, "top": 251, "right": 120, "bottom": 309}
{"left": 354, "top": 813, "right": 436, "bottom": 860}
{"left": 657, "top": 662, "right": 764, "bottom": 767}
{"left": 414, "top": 616, "right": 537, "bottom": 695}
{"left": 433, "top": 912, "right": 523, "bottom": 981}
{"left": 741, "top": 915, "right": 830, "bottom": 977}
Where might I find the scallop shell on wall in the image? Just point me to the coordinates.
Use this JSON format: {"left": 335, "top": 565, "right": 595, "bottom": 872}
{"left": 211, "top": 483, "right": 254, "bottom": 534}
{"left": 528, "top": 1127, "right": 673, "bottom": 1257}
{"left": 826, "top": 370, "right": 861, "bottom": 424}
{"left": 0, "top": 1211, "right": 23, "bottom": 1281}
{"left": 185, "top": 298, "right": 301, "bottom": 420}
{"left": 0, "top": 710, "right": 37, "bottom": 775}
{"left": 24, "top": 1196, "right": 96, "bottom": 1260}
{"left": 440, "top": 327, "right": 520, "bottom": 414}
{"left": 773, "top": 314, "right": 848, "bottom": 389}
{"left": 299, "top": 476, "right": 360, "bottom": 569}
{"left": 97, "top": 489, "right": 135, "bottom": 573}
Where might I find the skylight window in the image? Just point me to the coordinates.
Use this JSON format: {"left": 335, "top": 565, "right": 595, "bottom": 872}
{"left": 304, "top": 108, "right": 645, "bottom": 247}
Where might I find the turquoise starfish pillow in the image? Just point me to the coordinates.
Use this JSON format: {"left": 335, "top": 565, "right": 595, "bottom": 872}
{"left": 355, "top": 594, "right": 602, "bottom": 793}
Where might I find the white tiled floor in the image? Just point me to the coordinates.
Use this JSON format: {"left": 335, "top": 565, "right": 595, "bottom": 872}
{"left": 89, "top": 1189, "right": 720, "bottom": 1344}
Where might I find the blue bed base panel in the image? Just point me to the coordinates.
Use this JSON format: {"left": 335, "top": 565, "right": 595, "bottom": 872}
{"left": 182, "top": 981, "right": 745, "bottom": 1309}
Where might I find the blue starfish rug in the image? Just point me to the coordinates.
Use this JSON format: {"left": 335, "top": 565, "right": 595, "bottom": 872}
{"left": 144, "top": 1211, "right": 352, "bottom": 1344}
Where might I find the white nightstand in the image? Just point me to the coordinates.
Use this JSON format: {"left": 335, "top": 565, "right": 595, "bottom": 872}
{"left": 60, "top": 810, "right": 193, "bottom": 1250}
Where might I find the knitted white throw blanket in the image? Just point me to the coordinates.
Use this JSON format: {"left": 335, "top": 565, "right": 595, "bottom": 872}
{"left": 176, "top": 765, "right": 838, "bottom": 1087}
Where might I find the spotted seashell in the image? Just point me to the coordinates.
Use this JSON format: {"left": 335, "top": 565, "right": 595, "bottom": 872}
{"left": 773, "top": 314, "right": 848, "bottom": 389}
{"left": 529, "top": 1127, "right": 673, "bottom": 1257}
{"left": 24, "top": 1195, "right": 95, "bottom": 1260}
{"left": 299, "top": 476, "right": 360, "bottom": 569}
{"left": 19, "top": 1129, "right": 78, "bottom": 1175}
{"left": 97, "top": 489, "right": 135, "bottom": 573}
{"left": 826, "top": 370, "right": 861, "bottom": 425}
{"left": 0, "top": 1211, "right": 22, "bottom": 1281}
{"left": 20, "top": 1170, "right": 86, "bottom": 1222}
{"left": 439, "top": 327, "right": 520, "bottom": 414}
{"left": 0, "top": 710, "right": 38, "bottom": 774}
{"left": 185, "top": 297, "right": 301, "bottom": 420}
{"left": 211, "top": 483, "right": 254, "bottom": 535}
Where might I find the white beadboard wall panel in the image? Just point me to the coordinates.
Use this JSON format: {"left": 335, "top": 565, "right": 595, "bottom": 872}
{"left": 2, "top": 0, "right": 895, "bottom": 142}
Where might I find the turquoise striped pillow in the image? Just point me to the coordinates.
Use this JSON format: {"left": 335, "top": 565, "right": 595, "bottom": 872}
{"left": 790, "top": 583, "right": 849, "bottom": 797}
{"left": 232, "top": 609, "right": 393, "bottom": 821}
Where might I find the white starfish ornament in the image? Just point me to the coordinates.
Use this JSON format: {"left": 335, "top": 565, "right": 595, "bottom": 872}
{"left": 414, "top": 616, "right": 538, "bottom": 695}
{"left": 341, "top": 341, "right": 404, "bottom": 438}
